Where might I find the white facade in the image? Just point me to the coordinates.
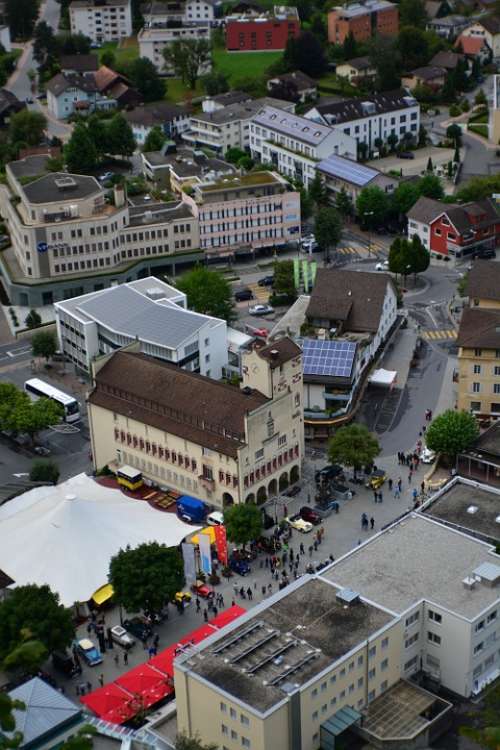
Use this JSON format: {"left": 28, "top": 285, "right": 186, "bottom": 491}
{"left": 143, "top": 0, "right": 214, "bottom": 26}
{"left": 0, "top": 26, "right": 11, "bottom": 52}
{"left": 138, "top": 25, "right": 211, "bottom": 73}
{"left": 407, "top": 217, "right": 431, "bottom": 250}
{"left": 69, "top": 0, "right": 132, "bottom": 43}
{"left": 55, "top": 277, "right": 228, "bottom": 377}
{"left": 127, "top": 112, "right": 191, "bottom": 144}
{"left": 462, "top": 21, "right": 500, "bottom": 58}
{"left": 250, "top": 106, "right": 357, "bottom": 188}
{"left": 47, "top": 85, "right": 115, "bottom": 120}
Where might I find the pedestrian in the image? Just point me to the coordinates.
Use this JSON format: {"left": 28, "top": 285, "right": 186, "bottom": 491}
{"left": 284, "top": 504, "right": 288, "bottom": 517}
{"left": 231, "top": 599, "right": 236, "bottom": 607}
{"left": 398, "top": 477, "right": 402, "bottom": 492}
{"left": 87, "top": 681, "right": 92, "bottom": 693}
{"left": 421, "top": 481, "right": 425, "bottom": 494}
{"left": 408, "top": 471, "right": 412, "bottom": 484}
{"left": 114, "top": 652, "right": 119, "bottom": 667}
{"left": 268, "top": 583, "right": 272, "bottom": 594}
{"left": 213, "top": 606, "right": 218, "bottom": 617}
{"left": 247, "top": 586, "right": 253, "bottom": 600}
{"left": 300, "top": 542, "right": 305, "bottom": 554}
{"left": 262, "top": 585, "right": 266, "bottom": 597}
{"left": 265, "top": 557, "right": 269, "bottom": 568}
{"left": 154, "top": 634, "right": 159, "bottom": 648}
{"left": 203, "top": 608, "right": 208, "bottom": 622}
{"left": 233, "top": 583, "right": 238, "bottom": 596}
{"left": 422, "top": 425, "right": 426, "bottom": 434}
{"left": 370, "top": 517, "right": 375, "bottom": 529}
{"left": 196, "top": 598, "right": 201, "bottom": 613}
{"left": 124, "top": 651, "right": 128, "bottom": 665}
{"left": 388, "top": 478, "right": 393, "bottom": 491}
{"left": 308, "top": 545, "right": 313, "bottom": 557}
{"left": 99, "top": 674, "right": 104, "bottom": 688}
{"left": 220, "top": 594, "right": 225, "bottom": 607}
{"left": 412, "top": 488, "right": 418, "bottom": 502}
{"left": 394, "top": 488, "right": 400, "bottom": 499}
{"left": 378, "top": 490, "right": 383, "bottom": 502}
{"left": 148, "top": 646, "right": 155, "bottom": 658}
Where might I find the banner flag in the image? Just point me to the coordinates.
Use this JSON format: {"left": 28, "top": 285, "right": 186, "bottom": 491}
{"left": 214, "top": 524, "right": 228, "bottom": 566}
{"left": 182, "top": 542, "right": 197, "bottom": 584}
{"left": 198, "top": 531, "right": 212, "bottom": 575}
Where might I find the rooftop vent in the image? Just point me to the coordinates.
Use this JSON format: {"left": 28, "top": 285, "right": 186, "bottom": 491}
{"left": 55, "top": 176, "right": 78, "bottom": 191}
{"left": 361, "top": 101, "right": 376, "bottom": 115}
{"left": 336, "top": 588, "right": 360, "bottom": 606}
{"left": 145, "top": 286, "right": 166, "bottom": 301}
{"left": 462, "top": 576, "right": 477, "bottom": 590}
{"left": 467, "top": 505, "right": 479, "bottom": 514}
{"left": 242, "top": 386, "right": 253, "bottom": 395}
{"left": 473, "top": 562, "right": 500, "bottom": 587}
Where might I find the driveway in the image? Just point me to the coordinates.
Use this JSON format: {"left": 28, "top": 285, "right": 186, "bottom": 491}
{"left": 367, "top": 146, "right": 455, "bottom": 179}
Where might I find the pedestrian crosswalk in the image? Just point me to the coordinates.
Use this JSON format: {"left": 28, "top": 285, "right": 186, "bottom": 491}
{"left": 337, "top": 246, "right": 359, "bottom": 256}
{"left": 422, "top": 329, "right": 457, "bottom": 341}
{"left": 248, "top": 282, "right": 270, "bottom": 303}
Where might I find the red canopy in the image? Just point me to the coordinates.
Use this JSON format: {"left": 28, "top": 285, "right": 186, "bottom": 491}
{"left": 148, "top": 645, "right": 176, "bottom": 677}
{"left": 116, "top": 664, "right": 173, "bottom": 708}
{"left": 179, "top": 624, "right": 216, "bottom": 645}
{"left": 209, "top": 605, "right": 246, "bottom": 629}
{"left": 81, "top": 683, "right": 136, "bottom": 724}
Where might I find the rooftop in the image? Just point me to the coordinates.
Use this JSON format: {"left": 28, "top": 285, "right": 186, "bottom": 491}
{"left": 124, "top": 101, "right": 187, "bottom": 126}
{"left": 309, "top": 89, "right": 418, "bottom": 126}
{"left": 456, "top": 307, "right": 500, "bottom": 348}
{"left": 181, "top": 578, "right": 393, "bottom": 713}
{"left": 466, "top": 259, "right": 500, "bottom": 302}
{"left": 422, "top": 478, "right": 500, "bottom": 545}
{"left": 8, "top": 154, "right": 50, "bottom": 180}
{"left": 60, "top": 53, "right": 99, "bottom": 72}
{"left": 477, "top": 13, "right": 500, "bottom": 33}
{"left": 207, "top": 90, "right": 252, "bottom": 106}
{"left": 255, "top": 336, "right": 302, "bottom": 368}
{"left": 21, "top": 172, "right": 102, "bottom": 204}
{"left": 469, "top": 421, "right": 500, "bottom": 458}
{"left": 429, "top": 50, "right": 463, "bottom": 69}
{"left": 127, "top": 200, "right": 193, "bottom": 226}
{"left": 46, "top": 71, "right": 98, "bottom": 96}
{"left": 198, "top": 171, "right": 280, "bottom": 192}
{"left": 405, "top": 66, "right": 446, "bottom": 81}
{"left": 71, "top": 0, "right": 130, "bottom": 7}
{"left": 339, "top": 55, "right": 373, "bottom": 71}
{"left": 192, "top": 97, "right": 291, "bottom": 125}
{"left": 318, "top": 154, "right": 381, "bottom": 187}
{"left": 322, "top": 513, "right": 500, "bottom": 618}
{"left": 332, "top": 0, "right": 396, "bottom": 18}
{"left": 252, "top": 105, "right": 335, "bottom": 146}
{"left": 89, "top": 351, "right": 268, "bottom": 457}
{"left": 268, "top": 70, "right": 316, "bottom": 89}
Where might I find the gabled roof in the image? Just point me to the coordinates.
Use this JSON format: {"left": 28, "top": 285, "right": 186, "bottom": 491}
{"left": 477, "top": 14, "right": 500, "bottom": 34}
{"left": 310, "top": 89, "right": 417, "bottom": 125}
{"left": 124, "top": 101, "right": 187, "bottom": 126}
{"left": 466, "top": 259, "right": 500, "bottom": 302}
{"left": 94, "top": 64, "right": 128, "bottom": 92}
{"left": 429, "top": 50, "right": 463, "bottom": 69}
{"left": 7, "top": 678, "right": 81, "bottom": 748}
{"left": 340, "top": 56, "right": 374, "bottom": 71}
{"left": 46, "top": 72, "right": 97, "bottom": 96}
{"left": 318, "top": 153, "right": 380, "bottom": 187}
{"left": 252, "top": 105, "right": 335, "bottom": 145}
{"left": 404, "top": 66, "right": 445, "bottom": 81}
{"left": 455, "top": 34, "right": 489, "bottom": 54}
{"left": 457, "top": 306, "right": 500, "bottom": 348}
{"left": 269, "top": 70, "right": 316, "bottom": 90}
{"left": 406, "top": 195, "right": 444, "bottom": 223}
{"left": 0, "top": 88, "right": 24, "bottom": 116}
{"left": 255, "top": 337, "right": 301, "bottom": 368}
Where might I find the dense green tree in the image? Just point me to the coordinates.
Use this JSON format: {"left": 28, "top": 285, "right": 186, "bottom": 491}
{"left": 3, "top": 640, "right": 48, "bottom": 674}
{"left": 426, "top": 409, "right": 479, "bottom": 460}
{"left": 407, "top": 234, "right": 430, "bottom": 280}
{"left": 397, "top": 26, "right": 429, "bottom": 70}
{"left": 232, "top": 75, "right": 266, "bottom": 98}
{"left": 32, "top": 331, "right": 57, "bottom": 361}
{"left": 6, "top": 0, "right": 39, "bottom": 39}
{"left": 202, "top": 70, "right": 229, "bottom": 96}
{"left": 125, "top": 57, "right": 165, "bottom": 102}
{"left": 426, "top": 156, "right": 433, "bottom": 172}
{"left": 356, "top": 186, "right": 390, "bottom": 227}
{"left": 224, "top": 504, "right": 262, "bottom": 548}
{"left": 86, "top": 116, "right": 111, "bottom": 160}
{"left": 418, "top": 173, "right": 444, "bottom": 199}
{"left": 33, "top": 21, "right": 57, "bottom": 66}
{"left": 442, "top": 70, "right": 457, "bottom": 101}
{"left": 370, "top": 36, "right": 401, "bottom": 91}
{"left": 388, "top": 237, "right": 409, "bottom": 278}
{"left": 308, "top": 173, "right": 328, "bottom": 207}
{"left": 0, "top": 382, "right": 63, "bottom": 439}
{"left": 446, "top": 123, "right": 462, "bottom": 146}
{"left": 392, "top": 181, "right": 419, "bottom": 216}
{"left": 109, "top": 542, "right": 184, "bottom": 615}
{"left": 460, "top": 685, "right": 500, "bottom": 750}
{"left": 273, "top": 259, "right": 296, "bottom": 298}
{"left": 143, "top": 125, "right": 166, "bottom": 152}
{"left": 387, "top": 132, "right": 399, "bottom": 152}
{"left": 175, "top": 733, "right": 217, "bottom": 750}
{"left": 310, "top": 11, "right": 327, "bottom": 42}
{"left": 334, "top": 187, "right": 354, "bottom": 217}
{"left": 300, "top": 186, "right": 313, "bottom": 220}
{"left": 0, "top": 693, "right": 25, "bottom": 750}
{"left": 0, "top": 584, "right": 74, "bottom": 660}
{"left": 475, "top": 88, "right": 487, "bottom": 107}
{"left": 61, "top": 726, "right": 97, "bottom": 750}
{"left": 30, "top": 459, "right": 60, "bottom": 484}
{"left": 283, "top": 31, "right": 326, "bottom": 78}
{"left": 314, "top": 206, "right": 342, "bottom": 262}
{"left": 399, "top": 0, "right": 427, "bottom": 27}
{"left": 342, "top": 30, "right": 357, "bottom": 59}
{"left": 57, "top": 32, "right": 91, "bottom": 55}
{"left": 176, "top": 267, "right": 234, "bottom": 322}
{"left": 225, "top": 147, "right": 246, "bottom": 164}
{"left": 9, "top": 110, "right": 46, "bottom": 147}
{"left": 163, "top": 39, "right": 211, "bottom": 89}
{"left": 65, "top": 123, "right": 97, "bottom": 173}
{"left": 25, "top": 310, "right": 42, "bottom": 329}
{"left": 456, "top": 175, "right": 500, "bottom": 202}
{"left": 108, "top": 113, "right": 135, "bottom": 157}
{"left": 328, "top": 424, "right": 380, "bottom": 477}
{"left": 418, "top": 124, "right": 428, "bottom": 147}
{"left": 100, "top": 50, "right": 116, "bottom": 68}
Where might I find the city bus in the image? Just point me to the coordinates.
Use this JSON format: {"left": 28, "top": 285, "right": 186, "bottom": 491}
{"left": 24, "top": 378, "right": 81, "bottom": 423}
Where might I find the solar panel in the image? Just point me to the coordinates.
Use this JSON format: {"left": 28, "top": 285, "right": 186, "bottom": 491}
{"left": 318, "top": 155, "right": 377, "bottom": 187}
{"left": 302, "top": 339, "right": 356, "bottom": 378}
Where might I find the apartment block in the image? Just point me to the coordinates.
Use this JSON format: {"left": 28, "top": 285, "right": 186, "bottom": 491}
{"left": 328, "top": 0, "right": 398, "bottom": 44}
{"left": 0, "top": 155, "right": 200, "bottom": 306}
{"left": 54, "top": 277, "right": 228, "bottom": 377}
{"left": 88, "top": 338, "right": 303, "bottom": 507}
{"left": 225, "top": 5, "right": 300, "bottom": 51}
{"left": 182, "top": 171, "right": 301, "bottom": 259}
{"left": 142, "top": 0, "right": 215, "bottom": 26}
{"left": 249, "top": 106, "right": 357, "bottom": 188}
{"left": 69, "top": 0, "right": 132, "bottom": 43}
{"left": 138, "top": 24, "right": 211, "bottom": 73}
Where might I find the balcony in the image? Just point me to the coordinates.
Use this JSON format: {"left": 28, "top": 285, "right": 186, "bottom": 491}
{"left": 199, "top": 475, "right": 215, "bottom": 491}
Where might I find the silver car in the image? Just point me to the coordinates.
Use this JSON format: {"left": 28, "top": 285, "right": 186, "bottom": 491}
{"left": 111, "top": 624, "right": 135, "bottom": 649}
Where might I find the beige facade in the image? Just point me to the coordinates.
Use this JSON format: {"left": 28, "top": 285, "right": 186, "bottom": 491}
{"left": 335, "top": 61, "right": 376, "bottom": 82}
{"left": 70, "top": 0, "right": 132, "bottom": 43}
{"left": 457, "top": 347, "right": 500, "bottom": 416}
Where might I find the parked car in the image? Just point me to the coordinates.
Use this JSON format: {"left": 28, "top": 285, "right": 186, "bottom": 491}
{"left": 421, "top": 447, "right": 436, "bottom": 464}
{"left": 206, "top": 510, "right": 224, "bottom": 526}
{"left": 99, "top": 171, "right": 114, "bottom": 182}
{"left": 52, "top": 650, "right": 77, "bottom": 676}
{"left": 110, "top": 625, "right": 135, "bottom": 649}
{"left": 375, "top": 260, "right": 389, "bottom": 271}
{"left": 191, "top": 580, "right": 215, "bottom": 598}
{"left": 229, "top": 557, "right": 251, "bottom": 575}
{"left": 286, "top": 515, "right": 313, "bottom": 533}
{"left": 245, "top": 324, "right": 269, "bottom": 339}
{"left": 249, "top": 304, "right": 274, "bottom": 316}
{"left": 74, "top": 638, "right": 103, "bottom": 666}
{"left": 365, "top": 470, "right": 387, "bottom": 490}
{"left": 313, "top": 502, "right": 339, "bottom": 518}
{"left": 234, "top": 287, "right": 253, "bottom": 302}
{"left": 399, "top": 151, "right": 415, "bottom": 159}
{"left": 316, "top": 465, "right": 344, "bottom": 482}
{"left": 258, "top": 275, "right": 274, "bottom": 287}
{"left": 123, "top": 617, "right": 153, "bottom": 642}
{"left": 284, "top": 485, "right": 301, "bottom": 497}
{"left": 300, "top": 506, "right": 321, "bottom": 525}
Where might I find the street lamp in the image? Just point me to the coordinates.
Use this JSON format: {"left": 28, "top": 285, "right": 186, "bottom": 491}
{"left": 363, "top": 211, "right": 374, "bottom": 257}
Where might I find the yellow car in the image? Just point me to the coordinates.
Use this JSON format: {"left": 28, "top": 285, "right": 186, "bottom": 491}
{"left": 365, "top": 470, "right": 387, "bottom": 490}
{"left": 174, "top": 591, "right": 192, "bottom": 605}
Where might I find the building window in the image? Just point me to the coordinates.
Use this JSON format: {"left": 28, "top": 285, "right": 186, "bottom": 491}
{"left": 380, "top": 680, "right": 388, "bottom": 692}
{"left": 312, "top": 711, "right": 318, "bottom": 721}
{"left": 357, "top": 655, "right": 363, "bottom": 666}
{"left": 231, "top": 731, "right": 238, "bottom": 741}
{"left": 475, "top": 348, "right": 482, "bottom": 356}
{"left": 312, "top": 688, "right": 318, "bottom": 698}
{"left": 321, "top": 682, "right": 327, "bottom": 692}
{"left": 473, "top": 382, "right": 481, "bottom": 393}
{"left": 368, "top": 690, "right": 376, "bottom": 702}
{"left": 428, "top": 631, "right": 441, "bottom": 645}
{"left": 428, "top": 610, "right": 442, "bottom": 624}
{"left": 381, "top": 658, "right": 389, "bottom": 671}
{"left": 222, "top": 725, "right": 228, "bottom": 735}
{"left": 381, "top": 637, "right": 389, "bottom": 649}
{"left": 368, "top": 668, "right": 376, "bottom": 680}
{"left": 241, "top": 715, "right": 249, "bottom": 726}
{"left": 369, "top": 646, "right": 376, "bottom": 659}
{"left": 474, "top": 642, "right": 484, "bottom": 654}
{"left": 358, "top": 677, "right": 364, "bottom": 688}
{"left": 404, "top": 655, "right": 418, "bottom": 671}
{"left": 495, "top": 384, "right": 500, "bottom": 394}
{"left": 242, "top": 738, "right": 250, "bottom": 748}
{"left": 487, "top": 610, "right": 497, "bottom": 623}
{"left": 405, "top": 633, "right": 419, "bottom": 648}
{"left": 230, "top": 708, "right": 237, "bottom": 719}
{"left": 474, "top": 364, "right": 482, "bottom": 374}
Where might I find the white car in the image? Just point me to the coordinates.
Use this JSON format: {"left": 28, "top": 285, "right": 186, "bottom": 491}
{"left": 99, "top": 172, "right": 114, "bottom": 182}
{"left": 249, "top": 304, "right": 274, "bottom": 316}
{"left": 375, "top": 260, "right": 389, "bottom": 271}
{"left": 110, "top": 625, "right": 136, "bottom": 649}
{"left": 285, "top": 516, "right": 313, "bottom": 533}
{"left": 207, "top": 511, "right": 224, "bottom": 526}
{"left": 421, "top": 447, "right": 436, "bottom": 464}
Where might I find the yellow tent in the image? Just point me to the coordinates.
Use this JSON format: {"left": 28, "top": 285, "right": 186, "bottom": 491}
{"left": 91, "top": 583, "right": 114, "bottom": 606}
{"left": 190, "top": 526, "right": 216, "bottom": 545}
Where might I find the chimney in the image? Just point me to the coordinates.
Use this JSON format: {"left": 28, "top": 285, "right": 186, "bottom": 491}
{"left": 114, "top": 184, "right": 126, "bottom": 208}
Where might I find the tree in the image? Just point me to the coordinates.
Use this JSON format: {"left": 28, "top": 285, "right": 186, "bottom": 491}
{"left": 308, "top": 173, "right": 328, "bottom": 207}
{"left": 232, "top": 75, "right": 266, "bottom": 98}
{"left": 5, "top": 0, "right": 39, "bottom": 39}
{"left": 65, "top": 123, "right": 97, "bottom": 174}
{"left": 3, "top": 641, "right": 48, "bottom": 674}
{"left": 392, "top": 181, "right": 419, "bottom": 216}
{"left": 334, "top": 187, "right": 354, "bottom": 218}
{"left": 418, "top": 124, "right": 427, "bottom": 148}
{"left": 107, "top": 113, "right": 136, "bottom": 157}
{"left": 388, "top": 237, "right": 409, "bottom": 278}
{"left": 397, "top": 26, "right": 429, "bottom": 70}
{"left": 61, "top": 726, "right": 97, "bottom": 750}
{"left": 32, "top": 331, "right": 57, "bottom": 361}
{"left": 460, "top": 685, "right": 500, "bottom": 750}
{"left": 315, "top": 206, "right": 342, "bottom": 262}
{"left": 225, "top": 147, "right": 246, "bottom": 164}
{"left": 0, "top": 693, "right": 25, "bottom": 750}
{"left": 442, "top": 70, "right": 457, "bottom": 101}
{"left": 283, "top": 31, "right": 326, "bottom": 78}
{"left": 0, "top": 382, "right": 63, "bottom": 440}
{"left": 456, "top": 175, "right": 500, "bottom": 202}
{"left": 454, "top": 143, "right": 460, "bottom": 163}
{"left": 163, "top": 39, "right": 211, "bottom": 90}
{"left": 176, "top": 267, "right": 234, "bottom": 322}
{"left": 387, "top": 132, "right": 399, "bottom": 152}
{"left": 300, "top": 186, "right": 313, "bottom": 220}
{"left": 0, "top": 584, "right": 74, "bottom": 661}
{"left": 143, "top": 125, "right": 166, "bottom": 152}
{"left": 30, "top": 459, "right": 60, "bottom": 484}
{"left": 407, "top": 234, "right": 430, "bottom": 280}
{"left": 100, "top": 50, "right": 116, "bottom": 68}
{"left": 310, "top": 11, "right": 327, "bottom": 42}
{"left": 273, "top": 259, "right": 296, "bottom": 299}
{"left": 426, "top": 409, "right": 479, "bottom": 460}
{"left": 418, "top": 173, "right": 444, "bottom": 199}
{"left": 446, "top": 123, "right": 462, "bottom": 146}
{"left": 25, "top": 309, "right": 42, "bottom": 329}
{"left": 475, "top": 88, "right": 487, "bottom": 107}
{"left": 356, "top": 186, "right": 390, "bottom": 228}
{"left": 399, "top": 0, "right": 427, "bottom": 27}
{"left": 58, "top": 32, "right": 91, "bottom": 55}
{"left": 109, "top": 542, "right": 184, "bottom": 616}
{"left": 33, "top": 21, "right": 57, "bottom": 66}
{"left": 370, "top": 36, "right": 401, "bottom": 91}
{"left": 328, "top": 424, "right": 380, "bottom": 476}
{"left": 175, "top": 733, "right": 217, "bottom": 750}
{"left": 426, "top": 156, "right": 433, "bottom": 172}
{"left": 202, "top": 70, "right": 229, "bottom": 96}
{"left": 224, "top": 504, "right": 262, "bottom": 548}
{"left": 86, "top": 115, "right": 111, "bottom": 160}
{"left": 9, "top": 110, "right": 46, "bottom": 147}
{"left": 342, "top": 30, "right": 357, "bottom": 59}
{"left": 125, "top": 57, "right": 165, "bottom": 102}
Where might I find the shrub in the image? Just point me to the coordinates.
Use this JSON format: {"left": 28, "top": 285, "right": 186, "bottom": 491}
{"left": 25, "top": 309, "right": 42, "bottom": 329}
{"left": 449, "top": 104, "right": 461, "bottom": 117}
{"left": 30, "top": 460, "right": 60, "bottom": 484}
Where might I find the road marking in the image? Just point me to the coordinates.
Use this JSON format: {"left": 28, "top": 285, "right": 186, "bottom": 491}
{"left": 422, "top": 330, "right": 457, "bottom": 340}
{"left": 6, "top": 346, "right": 31, "bottom": 358}
{"left": 13, "top": 473, "right": 29, "bottom": 478}
{"left": 248, "top": 283, "right": 270, "bottom": 303}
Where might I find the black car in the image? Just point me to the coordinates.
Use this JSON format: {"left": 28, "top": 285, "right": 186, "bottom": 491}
{"left": 53, "top": 650, "right": 78, "bottom": 676}
{"left": 399, "top": 151, "right": 415, "bottom": 160}
{"left": 473, "top": 248, "right": 496, "bottom": 259}
{"left": 123, "top": 617, "right": 153, "bottom": 642}
{"left": 234, "top": 287, "right": 253, "bottom": 302}
{"left": 315, "top": 464, "right": 344, "bottom": 482}
{"left": 258, "top": 275, "right": 274, "bottom": 287}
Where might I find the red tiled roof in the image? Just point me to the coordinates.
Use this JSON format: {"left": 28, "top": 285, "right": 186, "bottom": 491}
{"left": 455, "top": 35, "right": 487, "bottom": 54}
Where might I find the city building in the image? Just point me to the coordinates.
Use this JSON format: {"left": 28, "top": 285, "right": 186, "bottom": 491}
{"left": 0, "top": 155, "right": 201, "bottom": 306}
{"left": 426, "top": 13, "right": 470, "bottom": 38}
{"left": 407, "top": 197, "right": 500, "bottom": 258}
{"left": 250, "top": 106, "right": 357, "bottom": 188}
{"left": 182, "top": 171, "right": 301, "bottom": 259}
{"left": 466, "top": 258, "right": 500, "bottom": 309}
{"left": 69, "top": 0, "right": 132, "bottom": 43}
{"left": 461, "top": 15, "right": 500, "bottom": 58}
{"left": 141, "top": 145, "right": 236, "bottom": 190}
{"left": 317, "top": 154, "right": 397, "bottom": 204}
{"left": 183, "top": 97, "right": 294, "bottom": 154}
{"left": 138, "top": 24, "right": 212, "bottom": 73}
{"left": 454, "top": 33, "right": 491, "bottom": 62}
{"left": 142, "top": 0, "right": 216, "bottom": 27}
{"left": 54, "top": 277, "right": 228, "bottom": 376}
{"left": 124, "top": 102, "right": 190, "bottom": 144}
{"left": 328, "top": 0, "right": 399, "bottom": 44}
{"left": 225, "top": 5, "right": 300, "bottom": 51}
{"left": 87, "top": 337, "right": 303, "bottom": 507}
{"left": 429, "top": 49, "right": 466, "bottom": 71}
{"left": 335, "top": 56, "right": 376, "bottom": 84}
{"left": 401, "top": 66, "right": 447, "bottom": 92}
{"left": 201, "top": 90, "right": 252, "bottom": 112}
{"left": 46, "top": 72, "right": 114, "bottom": 119}
{"left": 304, "top": 90, "right": 420, "bottom": 155}
{"left": 267, "top": 71, "right": 317, "bottom": 103}
{"left": 93, "top": 64, "right": 142, "bottom": 108}
{"left": 456, "top": 423, "right": 500, "bottom": 486}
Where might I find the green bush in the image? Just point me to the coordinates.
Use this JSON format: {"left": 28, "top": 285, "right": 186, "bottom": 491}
{"left": 25, "top": 309, "right": 42, "bottom": 329}
{"left": 449, "top": 104, "right": 461, "bottom": 117}
{"left": 30, "top": 460, "right": 60, "bottom": 484}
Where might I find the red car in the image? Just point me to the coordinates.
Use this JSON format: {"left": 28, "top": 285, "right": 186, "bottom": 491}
{"left": 191, "top": 581, "right": 214, "bottom": 599}
{"left": 300, "top": 506, "right": 321, "bottom": 525}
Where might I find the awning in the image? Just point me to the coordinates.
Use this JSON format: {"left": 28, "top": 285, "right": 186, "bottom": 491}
{"left": 190, "top": 526, "right": 216, "bottom": 545}
{"left": 369, "top": 368, "right": 397, "bottom": 387}
{"left": 81, "top": 683, "right": 136, "bottom": 724}
{"left": 321, "top": 706, "right": 362, "bottom": 736}
{"left": 209, "top": 605, "right": 246, "bottom": 629}
{"left": 116, "top": 664, "right": 173, "bottom": 708}
{"left": 91, "top": 583, "right": 114, "bottom": 606}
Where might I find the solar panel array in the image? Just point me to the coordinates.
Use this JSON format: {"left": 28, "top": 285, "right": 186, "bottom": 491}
{"left": 302, "top": 339, "right": 356, "bottom": 378}
{"left": 318, "top": 155, "right": 378, "bottom": 187}
{"left": 253, "top": 106, "right": 331, "bottom": 145}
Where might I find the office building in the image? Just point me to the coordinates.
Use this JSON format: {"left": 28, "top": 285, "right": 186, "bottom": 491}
{"left": 328, "top": 0, "right": 398, "bottom": 44}
{"left": 69, "top": 0, "right": 132, "bottom": 43}
{"left": 138, "top": 24, "right": 212, "bottom": 73}
{"left": 225, "top": 5, "right": 300, "bottom": 51}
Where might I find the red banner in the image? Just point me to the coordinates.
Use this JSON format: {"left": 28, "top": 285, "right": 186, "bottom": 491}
{"left": 214, "top": 524, "right": 228, "bottom": 566}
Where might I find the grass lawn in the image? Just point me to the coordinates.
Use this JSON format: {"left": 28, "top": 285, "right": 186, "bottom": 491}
{"left": 212, "top": 48, "right": 282, "bottom": 83}
{"left": 98, "top": 39, "right": 139, "bottom": 67}
{"left": 165, "top": 77, "right": 204, "bottom": 104}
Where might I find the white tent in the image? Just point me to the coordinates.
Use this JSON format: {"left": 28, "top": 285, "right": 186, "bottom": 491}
{"left": 369, "top": 368, "right": 397, "bottom": 388}
{"left": 0, "top": 473, "right": 200, "bottom": 607}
